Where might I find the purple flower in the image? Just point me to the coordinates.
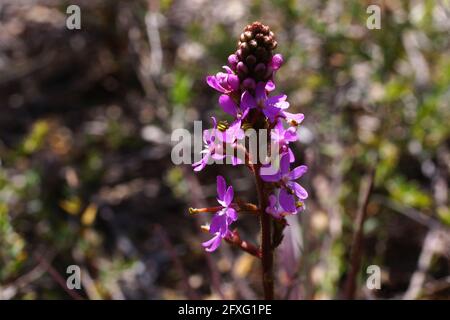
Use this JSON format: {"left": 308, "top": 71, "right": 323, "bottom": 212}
{"left": 271, "top": 121, "right": 298, "bottom": 163}
{"left": 206, "top": 66, "right": 239, "bottom": 94}
{"left": 193, "top": 117, "right": 246, "bottom": 171}
{"left": 214, "top": 118, "right": 246, "bottom": 166}
{"left": 202, "top": 176, "right": 238, "bottom": 252}
{"left": 219, "top": 119, "right": 245, "bottom": 144}
{"left": 260, "top": 153, "right": 308, "bottom": 213}
{"left": 241, "top": 82, "right": 289, "bottom": 122}
{"left": 207, "top": 66, "right": 239, "bottom": 117}
{"left": 193, "top": 117, "right": 225, "bottom": 172}
{"left": 266, "top": 193, "right": 285, "bottom": 219}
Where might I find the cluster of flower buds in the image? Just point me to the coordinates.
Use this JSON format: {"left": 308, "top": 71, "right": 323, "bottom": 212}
{"left": 229, "top": 21, "right": 281, "bottom": 86}
{"left": 192, "top": 22, "right": 308, "bottom": 252}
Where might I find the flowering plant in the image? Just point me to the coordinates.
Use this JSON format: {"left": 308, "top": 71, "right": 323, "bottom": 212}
{"left": 189, "top": 22, "right": 308, "bottom": 300}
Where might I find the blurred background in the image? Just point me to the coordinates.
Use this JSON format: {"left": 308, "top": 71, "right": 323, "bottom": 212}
{"left": 0, "top": 0, "right": 449, "bottom": 300}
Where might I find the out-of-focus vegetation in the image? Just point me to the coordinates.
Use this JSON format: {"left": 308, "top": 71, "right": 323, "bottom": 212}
{"left": 0, "top": 0, "right": 449, "bottom": 299}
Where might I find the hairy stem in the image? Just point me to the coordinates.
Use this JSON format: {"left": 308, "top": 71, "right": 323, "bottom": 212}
{"left": 254, "top": 164, "right": 274, "bottom": 300}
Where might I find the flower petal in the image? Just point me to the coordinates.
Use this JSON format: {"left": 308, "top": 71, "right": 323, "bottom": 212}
{"left": 289, "top": 181, "right": 308, "bottom": 199}
{"left": 240, "top": 105, "right": 250, "bottom": 120}
{"left": 223, "top": 186, "right": 234, "bottom": 207}
{"left": 260, "top": 160, "right": 282, "bottom": 181}
{"left": 267, "top": 94, "right": 287, "bottom": 105}
{"left": 193, "top": 153, "right": 209, "bottom": 172}
{"left": 279, "top": 189, "right": 297, "bottom": 213}
{"left": 265, "top": 80, "right": 276, "bottom": 92}
{"left": 226, "top": 207, "right": 237, "bottom": 221}
{"left": 241, "top": 91, "right": 257, "bottom": 110}
{"left": 255, "top": 82, "right": 266, "bottom": 102}
{"left": 263, "top": 105, "right": 281, "bottom": 122}
{"left": 219, "top": 94, "right": 238, "bottom": 116}
{"left": 284, "top": 112, "right": 304, "bottom": 125}
{"left": 289, "top": 165, "right": 308, "bottom": 180}
{"left": 202, "top": 233, "right": 222, "bottom": 252}
{"left": 206, "top": 76, "right": 225, "bottom": 93}
{"left": 216, "top": 175, "right": 226, "bottom": 201}
{"left": 260, "top": 171, "right": 282, "bottom": 182}
{"left": 210, "top": 212, "right": 228, "bottom": 234}
{"left": 227, "top": 74, "right": 240, "bottom": 91}
{"left": 284, "top": 127, "right": 298, "bottom": 142}
{"left": 211, "top": 153, "right": 226, "bottom": 160}
{"left": 280, "top": 152, "right": 291, "bottom": 175}
{"left": 265, "top": 193, "right": 284, "bottom": 219}
{"left": 222, "top": 66, "right": 233, "bottom": 74}
{"left": 223, "top": 119, "right": 243, "bottom": 143}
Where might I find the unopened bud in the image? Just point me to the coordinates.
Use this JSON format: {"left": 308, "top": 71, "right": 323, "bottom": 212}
{"left": 245, "top": 55, "right": 257, "bottom": 67}
{"left": 237, "top": 61, "right": 248, "bottom": 75}
{"left": 242, "top": 78, "right": 256, "bottom": 89}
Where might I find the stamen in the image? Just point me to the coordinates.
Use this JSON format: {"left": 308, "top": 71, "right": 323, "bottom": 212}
{"left": 217, "top": 120, "right": 229, "bottom": 131}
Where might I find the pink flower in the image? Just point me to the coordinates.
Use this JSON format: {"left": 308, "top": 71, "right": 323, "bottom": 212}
{"left": 241, "top": 82, "right": 289, "bottom": 122}
{"left": 271, "top": 121, "right": 298, "bottom": 163}
{"left": 192, "top": 117, "right": 226, "bottom": 172}
{"left": 261, "top": 153, "right": 308, "bottom": 213}
{"left": 192, "top": 118, "right": 246, "bottom": 172}
{"left": 206, "top": 66, "right": 239, "bottom": 94}
{"left": 202, "top": 176, "right": 237, "bottom": 252}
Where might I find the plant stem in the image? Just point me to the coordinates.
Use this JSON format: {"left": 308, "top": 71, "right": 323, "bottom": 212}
{"left": 344, "top": 167, "right": 376, "bottom": 299}
{"left": 200, "top": 226, "right": 261, "bottom": 258}
{"left": 189, "top": 203, "right": 259, "bottom": 215}
{"left": 254, "top": 165, "right": 274, "bottom": 300}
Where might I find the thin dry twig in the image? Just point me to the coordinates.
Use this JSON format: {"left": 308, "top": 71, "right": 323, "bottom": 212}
{"left": 344, "top": 167, "right": 376, "bottom": 299}
{"left": 403, "top": 228, "right": 443, "bottom": 300}
{"left": 34, "top": 254, "right": 85, "bottom": 300}
{"left": 145, "top": 0, "right": 163, "bottom": 76}
{"left": 373, "top": 195, "right": 447, "bottom": 230}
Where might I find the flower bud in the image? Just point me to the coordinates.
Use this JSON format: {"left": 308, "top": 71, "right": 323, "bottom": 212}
{"left": 245, "top": 54, "right": 257, "bottom": 67}
{"left": 254, "top": 63, "right": 266, "bottom": 78}
{"left": 228, "top": 54, "right": 239, "bottom": 69}
{"left": 242, "top": 78, "right": 256, "bottom": 89}
{"left": 271, "top": 54, "right": 284, "bottom": 70}
{"left": 264, "top": 66, "right": 273, "bottom": 80}
{"left": 237, "top": 61, "right": 248, "bottom": 75}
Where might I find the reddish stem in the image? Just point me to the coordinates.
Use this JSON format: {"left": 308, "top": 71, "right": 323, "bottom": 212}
{"left": 189, "top": 203, "right": 259, "bottom": 215}
{"left": 226, "top": 230, "right": 262, "bottom": 258}
{"left": 200, "top": 226, "right": 261, "bottom": 258}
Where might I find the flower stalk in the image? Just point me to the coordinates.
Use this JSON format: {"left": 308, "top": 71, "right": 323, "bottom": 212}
{"left": 254, "top": 164, "right": 274, "bottom": 299}
{"left": 191, "top": 22, "right": 308, "bottom": 299}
